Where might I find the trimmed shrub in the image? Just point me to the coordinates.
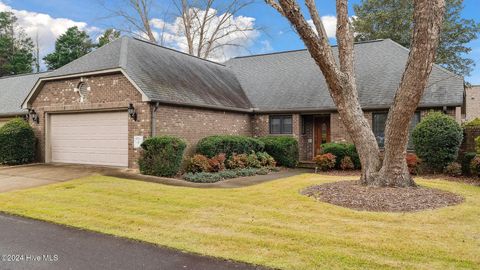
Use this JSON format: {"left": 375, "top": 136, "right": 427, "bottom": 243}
{"left": 321, "top": 143, "right": 360, "bottom": 169}
{"left": 184, "top": 172, "right": 222, "bottom": 183}
{"left": 314, "top": 153, "right": 336, "bottom": 171}
{"left": 340, "top": 156, "right": 355, "bottom": 170}
{"left": 218, "top": 170, "right": 238, "bottom": 179}
{"left": 208, "top": 153, "right": 226, "bottom": 172}
{"left": 461, "top": 152, "right": 477, "bottom": 176}
{"left": 236, "top": 168, "right": 258, "bottom": 177}
{"left": 226, "top": 153, "right": 248, "bottom": 169}
{"left": 256, "top": 152, "right": 277, "bottom": 167}
{"left": 444, "top": 162, "right": 462, "bottom": 177}
{"left": 139, "top": 136, "right": 186, "bottom": 177}
{"left": 259, "top": 136, "right": 299, "bottom": 167}
{"left": 471, "top": 156, "right": 480, "bottom": 177}
{"left": 0, "top": 118, "right": 36, "bottom": 165}
{"left": 406, "top": 153, "right": 421, "bottom": 175}
{"left": 186, "top": 154, "right": 211, "bottom": 173}
{"left": 412, "top": 112, "right": 463, "bottom": 172}
{"left": 196, "top": 135, "right": 264, "bottom": 158}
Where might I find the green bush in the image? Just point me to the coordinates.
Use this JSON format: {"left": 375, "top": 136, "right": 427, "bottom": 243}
{"left": 0, "top": 118, "right": 36, "bottom": 165}
{"left": 196, "top": 135, "right": 264, "bottom": 158}
{"left": 139, "top": 136, "right": 186, "bottom": 177}
{"left": 412, "top": 112, "right": 463, "bottom": 172}
{"left": 246, "top": 152, "right": 262, "bottom": 168}
{"left": 259, "top": 136, "right": 299, "bottom": 167}
{"left": 461, "top": 152, "right": 477, "bottom": 175}
{"left": 321, "top": 143, "right": 360, "bottom": 169}
{"left": 256, "top": 152, "right": 277, "bottom": 167}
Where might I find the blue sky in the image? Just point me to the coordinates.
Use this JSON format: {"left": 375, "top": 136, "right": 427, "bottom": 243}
{"left": 2, "top": 0, "right": 480, "bottom": 83}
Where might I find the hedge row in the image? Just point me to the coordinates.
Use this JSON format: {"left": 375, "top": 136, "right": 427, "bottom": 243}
{"left": 196, "top": 135, "right": 264, "bottom": 158}
{"left": 320, "top": 142, "right": 360, "bottom": 169}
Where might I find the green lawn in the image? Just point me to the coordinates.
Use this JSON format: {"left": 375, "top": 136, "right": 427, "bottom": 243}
{"left": 0, "top": 174, "right": 478, "bottom": 270}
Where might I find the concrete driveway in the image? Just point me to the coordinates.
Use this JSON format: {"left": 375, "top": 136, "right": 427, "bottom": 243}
{"left": 0, "top": 164, "right": 123, "bottom": 193}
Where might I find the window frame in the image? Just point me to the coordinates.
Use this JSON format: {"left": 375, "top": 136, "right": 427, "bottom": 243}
{"left": 372, "top": 111, "right": 421, "bottom": 150}
{"left": 269, "top": 115, "right": 293, "bottom": 135}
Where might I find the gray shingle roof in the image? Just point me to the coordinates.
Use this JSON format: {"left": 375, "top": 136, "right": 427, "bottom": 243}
{"left": 46, "top": 37, "right": 252, "bottom": 110}
{"left": 0, "top": 72, "right": 50, "bottom": 116}
{"left": 225, "top": 39, "right": 464, "bottom": 111}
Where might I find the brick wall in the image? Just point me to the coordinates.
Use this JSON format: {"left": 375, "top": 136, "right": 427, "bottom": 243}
{"left": 29, "top": 72, "right": 151, "bottom": 168}
{"left": 466, "top": 86, "right": 480, "bottom": 121}
{"left": 154, "top": 104, "right": 253, "bottom": 156}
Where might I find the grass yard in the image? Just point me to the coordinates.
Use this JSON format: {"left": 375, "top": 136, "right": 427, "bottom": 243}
{"left": 0, "top": 174, "right": 478, "bottom": 269}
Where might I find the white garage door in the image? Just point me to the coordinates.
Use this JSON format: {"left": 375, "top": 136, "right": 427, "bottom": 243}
{"left": 49, "top": 111, "right": 128, "bottom": 167}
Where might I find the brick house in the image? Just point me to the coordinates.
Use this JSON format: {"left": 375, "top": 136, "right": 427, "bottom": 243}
{"left": 0, "top": 37, "right": 465, "bottom": 168}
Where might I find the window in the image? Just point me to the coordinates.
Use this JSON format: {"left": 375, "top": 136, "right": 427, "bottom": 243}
{"left": 372, "top": 112, "right": 421, "bottom": 149}
{"left": 269, "top": 115, "right": 293, "bottom": 134}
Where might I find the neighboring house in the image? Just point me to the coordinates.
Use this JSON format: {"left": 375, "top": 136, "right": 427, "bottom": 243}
{"left": 465, "top": 85, "right": 480, "bottom": 121}
{"left": 0, "top": 72, "right": 50, "bottom": 127}
{"left": 1, "top": 37, "right": 464, "bottom": 169}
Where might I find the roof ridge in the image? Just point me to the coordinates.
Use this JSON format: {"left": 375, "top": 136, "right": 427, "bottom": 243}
{"left": 0, "top": 71, "right": 50, "bottom": 80}
{"left": 119, "top": 36, "right": 128, "bottom": 68}
{"left": 230, "top": 39, "right": 386, "bottom": 60}
{"left": 131, "top": 37, "right": 226, "bottom": 67}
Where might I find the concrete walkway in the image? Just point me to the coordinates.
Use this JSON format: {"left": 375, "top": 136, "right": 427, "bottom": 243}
{"left": 0, "top": 213, "right": 267, "bottom": 270}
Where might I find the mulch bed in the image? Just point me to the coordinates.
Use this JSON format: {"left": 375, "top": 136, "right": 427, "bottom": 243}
{"left": 301, "top": 180, "right": 464, "bottom": 212}
{"left": 419, "top": 174, "right": 480, "bottom": 186}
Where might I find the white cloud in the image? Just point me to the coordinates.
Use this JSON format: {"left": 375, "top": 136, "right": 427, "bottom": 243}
{"left": 150, "top": 8, "right": 260, "bottom": 62}
{"left": 307, "top": 15, "right": 337, "bottom": 38}
{"left": 0, "top": 2, "right": 101, "bottom": 69}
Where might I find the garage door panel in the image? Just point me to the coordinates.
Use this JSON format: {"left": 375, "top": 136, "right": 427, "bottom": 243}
{"left": 50, "top": 112, "right": 128, "bottom": 167}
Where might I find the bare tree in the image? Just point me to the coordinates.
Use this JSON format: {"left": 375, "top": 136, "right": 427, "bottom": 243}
{"left": 101, "top": 0, "right": 157, "bottom": 43}
{"left": 169, "top": 0, "right": 257, "bottom": 59}
{"left": 265, "top": 0, "right": 445, "bottom": 187}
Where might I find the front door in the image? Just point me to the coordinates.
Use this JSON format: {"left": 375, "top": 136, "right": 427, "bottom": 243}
{"left": 314, "top": 116, "right": 331, "bottom": 156}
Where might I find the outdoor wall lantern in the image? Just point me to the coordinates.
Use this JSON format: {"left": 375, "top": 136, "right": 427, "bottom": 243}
{"left": 128, "top": 103, "right": 137, "bottom": 121}
{"left": 29, "top": 109, "right": 39, "bottom": 124}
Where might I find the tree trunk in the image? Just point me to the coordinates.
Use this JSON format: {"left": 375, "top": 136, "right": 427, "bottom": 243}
{"left": 370, "top": 0, "right": 445, "bottom": 187}
{"left": 266, "top": 0, "right": 445, "bottom": 187}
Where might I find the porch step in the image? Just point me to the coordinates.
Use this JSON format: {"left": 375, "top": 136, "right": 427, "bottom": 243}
{"left": 298, "top": 161, "right": 316, "bottom": 169}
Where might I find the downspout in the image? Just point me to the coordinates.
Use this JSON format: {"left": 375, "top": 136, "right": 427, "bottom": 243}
{"left": 151, "top": 102, "right": 160, "bottom": 137}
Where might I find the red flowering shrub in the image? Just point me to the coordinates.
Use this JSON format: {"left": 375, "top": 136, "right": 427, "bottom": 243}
{"left": 208, "top": 153, "right": 226, "bottom": 172}
{"left": 226, "top": 153, "right": 248, "bottom": 169}
{"left": 406, "top": 153, "right": 420, "bottom": 175}
{"left": 186, "top": 154, "right": 211, "bottom": 173}
{"left": 314, "top": 153, "right": 336, "bottom": 171}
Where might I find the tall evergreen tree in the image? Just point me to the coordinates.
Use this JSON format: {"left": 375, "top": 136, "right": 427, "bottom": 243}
{"left": 97, "top": 28, "right": 121, "bottom": 47}
{"left": 0, "top": 12, "right": 35, "bottom": 77}
{"left": 353, "top": 0, "right": 480, "bottom": 76}
{"left": 43, "top": 26, "right": 94, "bottom": 70}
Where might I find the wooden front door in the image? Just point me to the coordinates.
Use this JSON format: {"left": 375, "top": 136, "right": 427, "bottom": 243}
{"left": 314, "top": 116, "right": 331, "bottom": 156}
